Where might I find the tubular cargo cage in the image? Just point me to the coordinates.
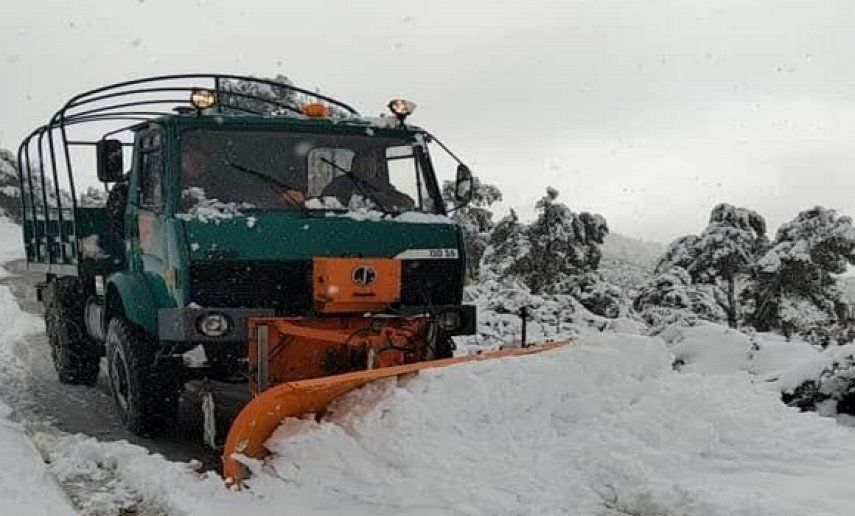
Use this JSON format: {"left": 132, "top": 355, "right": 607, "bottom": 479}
{"left": 16, "top": 74, "right": 359, "bottom": 275}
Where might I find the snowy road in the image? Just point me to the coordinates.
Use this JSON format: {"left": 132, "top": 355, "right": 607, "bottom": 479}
{"left": 0, "top": 259, "right": 224, "bottom": 468}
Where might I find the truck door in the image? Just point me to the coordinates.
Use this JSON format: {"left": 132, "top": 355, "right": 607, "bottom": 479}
{"left": 133, "top": 128, "right": 168, "bottom": 279}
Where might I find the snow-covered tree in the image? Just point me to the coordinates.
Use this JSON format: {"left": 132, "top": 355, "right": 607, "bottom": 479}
{"left": 655, "top": 234, "right": 700, "bottom": 273}
{"left": 746, "top": 206, "right": 855, "bottom": 335}
{"left": 522, "top": 187, "right": 608, "bottom": 294}
{"left": 442, "top": 176, "right": 502, "bottom": 281}
{"left": 654, "top": 203, "right": 767, "bottom": 328}
{"left": 481, "top": 209, "right": 530, "bottom": 282}
{"left": 0, "top": 149, "right": 21, "bottom": 221}
{"left": 633, "top": 266, "right": 727, "bottom": 330}
{"left": 691, "top": 203, "right": 768, "bottom": 327}
{"left": 480, "top": 188, "right": 617, "bottom": 317}
{"left": 563, "top": 271, "right": 626, "bottom": 318}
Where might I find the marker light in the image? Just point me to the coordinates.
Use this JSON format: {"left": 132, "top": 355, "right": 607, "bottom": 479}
{"left": 387, "top": 99, "right": 417, "bottom": 121}
{"left": 190, "top": 88, "right": 217, "bottom": 110}
{"left": 301, "top": 102, "right": 330, "bottom": 117}
{"left": 437, "top": 309, "right": 462, "bottom": 332}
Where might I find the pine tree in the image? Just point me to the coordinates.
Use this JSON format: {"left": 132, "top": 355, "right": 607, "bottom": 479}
{"left": 633, "top": 266, "right": 728, "bottom": 329}
{"left": 655, "top": 234, "right": 700, "bottom": 273}
{"left": 747, "top": 206, "right": 855, "bottom": 335}
{"left": 691, "top": 203, "right": 768, "bottom": 327}
{"left": 442, "top": 176, "right": 503, "bottom": 281}
{"left": 482, "top": 209, "right": 529, "bottom": 281}
{"left": 523, "top": 187, "right": 608, "bottom": 294}
{"left": 654, "top": 203, "right": 767, "bottom": 328}
{"left": 0, "top": 149, "right": 21, "bottom": 221}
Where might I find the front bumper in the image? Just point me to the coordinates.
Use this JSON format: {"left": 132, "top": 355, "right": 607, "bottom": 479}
{"left": 157, "top": 304, "right": 476, "bottom": 343}
{"left": 158, "top": 307, "right": 275, "bottom": 342}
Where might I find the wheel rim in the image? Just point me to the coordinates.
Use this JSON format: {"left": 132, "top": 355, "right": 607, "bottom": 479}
{"left": 109, "top": 348, "right": 131, "bottom": 415}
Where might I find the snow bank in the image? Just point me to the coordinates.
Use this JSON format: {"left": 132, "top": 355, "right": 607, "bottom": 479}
{"left": 0, "top": 400, "right": 75, "bottom": 515}
{"left": 656, "top": 323, "right": 823, "bottom": 378}
{"left": 244, "top": 333, "right": 855, "bottom": 516}
{"left": 458, "top": 279, "right": 609, "bottom": 350}
{"left": 776, "top": 343, "right": 855, "bottom": 393}
{"left": 0, "top": 216, "right": 23, "bottom": 277}
{"left": 659, "top": 323, "right": 754, "bottom": 374}
{"left": 0, "top": 257, "right": 77, "bottom": 513}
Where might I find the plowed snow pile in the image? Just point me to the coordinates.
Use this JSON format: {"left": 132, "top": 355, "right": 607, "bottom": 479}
{"left": 235, "top": 335, "right": 855, "bottom": 516}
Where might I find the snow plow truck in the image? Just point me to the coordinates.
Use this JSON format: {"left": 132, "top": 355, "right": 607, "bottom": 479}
{"left": 16, "top": 75, "right": 567, "bottom": 484}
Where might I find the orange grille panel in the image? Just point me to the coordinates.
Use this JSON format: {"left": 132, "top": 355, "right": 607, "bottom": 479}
{"left": 313, "top": 258, "right": 401, "bottom": 313}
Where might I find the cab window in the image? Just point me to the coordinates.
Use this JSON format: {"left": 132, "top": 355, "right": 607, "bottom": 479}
{"left": 138, "top": 130, "right": 163, "bottom": 211}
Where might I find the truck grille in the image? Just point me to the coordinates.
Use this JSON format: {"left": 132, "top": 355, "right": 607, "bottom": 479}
{"left": 189, "top": 261, "right": 312, "bottom": 315}
{"left": 400, "top": 259, "right": 463, "bottom": 306}
{"left": 189, "top": 258, "right": 463, "bottom": 313}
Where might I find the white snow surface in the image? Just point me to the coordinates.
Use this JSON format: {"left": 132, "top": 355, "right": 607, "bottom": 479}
{"left": 0, "top": 400, "right": 76, "bottom": 515}
{"left": 245, "top": 334, "right": 855, "bottom": 516}
{"left": 0, "top": 216, "right": 24, "bottom": 277}
{"left": 0, "top": 260, "right": 77, "bottom": 513}
{"left": 5, "top": 215, "right": 855, "bottom": 514}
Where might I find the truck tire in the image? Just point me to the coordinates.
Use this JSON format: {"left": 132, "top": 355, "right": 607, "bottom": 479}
{"left": 105, "top": 317, "right": 181, "bottom": 436}
{"left": 43, "top": 277, "right": 101, "bottom": 386}
{"left": 423, "top": 325, "right": 455, "bottom": 360}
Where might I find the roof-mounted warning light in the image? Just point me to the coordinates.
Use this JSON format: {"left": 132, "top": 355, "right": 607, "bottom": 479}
{"left": 387, "top": 98, "right": 416, "bottom": 123}
{"left": 190, "top": 88, "right": 217, "bottom": 110}
{"left": 301, "top": 102, "right": 330, "bottom": 117}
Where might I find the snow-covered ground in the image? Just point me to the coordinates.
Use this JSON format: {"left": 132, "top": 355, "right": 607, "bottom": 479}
{"left": 0, "top": 219, "right": 77, "bottom": 514}
{"left": 4, "top": 215, "right": 855, "bottom": 515}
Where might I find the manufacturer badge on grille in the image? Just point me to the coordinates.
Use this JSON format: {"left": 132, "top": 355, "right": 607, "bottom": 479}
{"left": 351, "top": 265, "right": 377, "bottom": 286}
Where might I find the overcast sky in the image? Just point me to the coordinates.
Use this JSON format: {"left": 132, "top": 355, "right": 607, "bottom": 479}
{"left": 3, "top": 0, "right": 855, "bottom": 243}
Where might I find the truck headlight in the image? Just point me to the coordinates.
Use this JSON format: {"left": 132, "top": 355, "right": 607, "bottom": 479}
{"left": 197, "top": 313, "right": 231, "bottom": 337}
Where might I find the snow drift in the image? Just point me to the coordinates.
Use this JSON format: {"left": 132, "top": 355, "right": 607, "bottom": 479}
{"left": 0, "top": 220, "right": 77, "bottom": 514}
{"left": 231, "top": 333, "right": 855, "bottom": 516}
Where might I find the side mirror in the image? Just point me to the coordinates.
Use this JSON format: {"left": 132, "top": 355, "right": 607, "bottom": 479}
{"left": 96, "top": 139, "right": 124, "bottom": 182}
{"left": 454, "top": 164, "right": 473, "bottom": 204}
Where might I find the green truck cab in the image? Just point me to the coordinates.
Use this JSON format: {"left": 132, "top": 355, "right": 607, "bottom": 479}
{"left": 18, "top": 75, "right": 475, "bottom": 435}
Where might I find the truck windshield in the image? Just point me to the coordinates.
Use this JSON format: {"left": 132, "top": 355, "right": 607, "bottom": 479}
{"left": 180, "top": 129, "right": 437, "bottom": 213}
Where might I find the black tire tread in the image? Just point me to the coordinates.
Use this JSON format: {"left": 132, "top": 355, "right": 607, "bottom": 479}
{"left": 43, "top": 277, "right": 100, "bottom": 386}
{"left": 106, "top": 317, "right": 181, "bottom": 436}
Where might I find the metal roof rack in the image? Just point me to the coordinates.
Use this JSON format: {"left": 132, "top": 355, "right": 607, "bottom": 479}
{"left": 16, "top": 74, "right": 360, "bottom": 268}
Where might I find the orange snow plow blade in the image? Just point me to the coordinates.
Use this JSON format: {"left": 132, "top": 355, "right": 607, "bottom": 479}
{"left": 222, "top": 341, "right": 570, "bottom": 485}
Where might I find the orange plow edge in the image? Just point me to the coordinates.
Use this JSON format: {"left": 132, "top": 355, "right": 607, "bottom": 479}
{"left": 222, "top": 340, "right": 571, "bottom": 485}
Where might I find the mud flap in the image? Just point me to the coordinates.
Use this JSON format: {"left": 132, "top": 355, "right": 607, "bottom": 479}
{"left": 200, "top": 380, "right": 217, "bottom": 450}
{"left": 222, "top": 341, "right": 571, "bottom": 485}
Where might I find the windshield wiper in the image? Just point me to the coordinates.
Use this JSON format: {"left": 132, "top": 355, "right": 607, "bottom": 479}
{"left": 319, "top": 157, "right": 393, "bottom": 216}
{"left": 223, "top": 160, "right": 311, "bottom": 216}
